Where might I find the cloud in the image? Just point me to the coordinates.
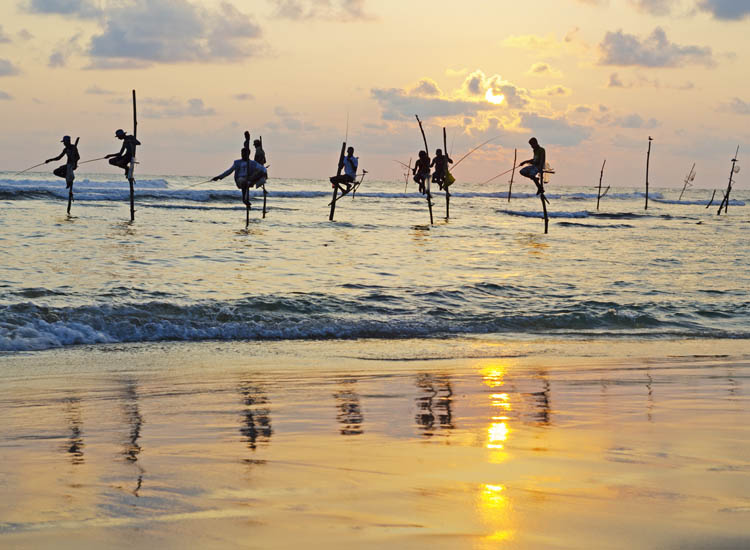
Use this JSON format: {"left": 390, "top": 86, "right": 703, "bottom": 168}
{"left": 233, "top": 93, "right": 255, "bottom": 101}
{"left": 371, "top": 87, "right": 495, "bottom": 121}
{"left": 24, "top": 0, "right": 102, "bottom": 17}
{"left": 462, "top": 70, "right": 530, "bottom": 109}
{"left": 142, "top": 97, "right": 217, "bottom": 118}
{"left": 410, "top": 78, "right": 441, "bottom": 97}
{"left": 0, "top": 26, "right": 11, "bottom": 43}
{"left": 18, "top": 29, "right": 34, "bottom": 41}
{"left": 534, "top": 85, "right": 573, "bottom": 97}
{"left": 718, "top": 97, "right": 750, "bottom": 115}
{"left": 48, "top": 32, "right": 83, "bottom": 68}
{"left": 697, "top": 0, "right": 750, "bottom": 20}
{"left": 0, "top": 59, "right": 20, "bottom": 76}
{"left": 610, "top": 113, "right": 660, "bottom": 128}
{"left": 526, "top": 62, "right": 563, "bottom": 78}
{"left": 0, "top": 90, "right": 11, "bottom": 100}
{"left": 608, "top": 72, "right": 628, "bottom": 87}
{"left": 85, "top": 58, "right": 151, "bottom": 70}
{"left": 269, "top": 0, "right": 374, "bottom": 21}
{"left": 85, "top": 84, "right": 115, "bottom": 94}
{"left": 599, "top": 27, "right": 714, "bottom": 67}
{"left": 628, "top": 0, "right": 677, "bottom": 15}
{"left": 519, "top": 113, "right": 591, "bottom": 147}
{"left": 265, "top": 105, "right": 319, "bottom": 132}
{"left": 89, "top": 0, "right": 263, "bottom": 64}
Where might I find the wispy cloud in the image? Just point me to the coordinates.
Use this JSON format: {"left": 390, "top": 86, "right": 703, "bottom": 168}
{"left": 526, "top": 62, "right": 563, "bottom": 78}
{"left": 599, "top": 27, "right": 714, "bottom": 67}
{"left": 718, "top": 97, "right": 750, "bottom": 115}
{"left": 141, "top": 97, "right": 217, "bottom": 118}
{"left": 24, "top": 0, "right": 103, "bottom": 18}
{"left": 0, "top": 59, "right": 21, "bottom": 76}
{"left": 697, "top": 0, "right": 750, "bottom": 20}
{"left": 85, "top": 84, "right": 115, "bottom": 95}
{"left": 0, "top": 90, "right": 12, "bottom": 100}
{"left": 269, "top": 0, "right": 374, "bottom": 21}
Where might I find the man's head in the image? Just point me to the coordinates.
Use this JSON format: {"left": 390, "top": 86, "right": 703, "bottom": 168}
{"left": 241, "top": 147, "right": 250, "bottom": 160}
{"left": 115, "top": 129, "right": 126, "bottom": 139}
{"left": 253, "top": 139, "right": 261, "bottom": 147}
{"left": 529, "top": 137, "right": 539, "bottom": 148}
{"left": 436, "top": 148, "right": 442, "bottom": 156}
{"left": 347, "top": 146, "right": 354, "bottom": 156}
{"left": 61, "top": 135, "right": 71, "bottom": 144}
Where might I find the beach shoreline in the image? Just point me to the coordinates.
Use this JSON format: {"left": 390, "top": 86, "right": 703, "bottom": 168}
{"left": 1, "top": 337, "right": 748, "bottom": 549}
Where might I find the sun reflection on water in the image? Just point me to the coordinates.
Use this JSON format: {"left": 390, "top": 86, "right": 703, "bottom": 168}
{"left": 476, "top": 363, "right": 516, "bottom": 546}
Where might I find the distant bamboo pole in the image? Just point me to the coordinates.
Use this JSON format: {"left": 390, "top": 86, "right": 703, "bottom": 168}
{"left": 717, "top": 146, "right": 739, "bottom": 215}
{"left": 596, "top": 159, "right": 606, "bottom": 211}
{"left": 508, "top": 148, "right": 517, "bottom": 202}
{"left": 645, "top": 136, "right": 652, "bottom": 211}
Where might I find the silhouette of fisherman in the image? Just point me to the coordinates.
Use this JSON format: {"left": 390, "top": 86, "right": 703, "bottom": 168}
{"left": 105, "top": 129, "right": 140, "bottom": 177}
{"left": 253, "top": 139, "right": 266, "bottom": 165}
{"left": 519, "top": 137, "right": 546, "bottom": 195}
{"left": 430, "top": 148, "right": 453, "bottom": 191}
{"left": 413, "top": 150, "right": 431, "bottom": 194}
{"left": 212, "top": 147, "right": 267, "bottom": 207}
{"left": 45, "top": 135, "right": 79, "bottom": 189}
{"left": 329, "top": 146, "right": 358, "bottom": 194}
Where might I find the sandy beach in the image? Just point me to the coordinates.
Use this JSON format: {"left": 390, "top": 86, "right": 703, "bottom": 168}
{"left": 1, "top": 337, "right": 748, "bottom": 549}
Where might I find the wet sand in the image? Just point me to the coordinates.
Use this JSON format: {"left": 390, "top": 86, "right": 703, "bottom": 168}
{"left": 1, "top": 338, "right": 748, "bottom": 549}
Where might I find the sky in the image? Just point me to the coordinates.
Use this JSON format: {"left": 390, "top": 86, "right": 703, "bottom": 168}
{"left": 0, "top": 0, "right": 748, "bottom": 188}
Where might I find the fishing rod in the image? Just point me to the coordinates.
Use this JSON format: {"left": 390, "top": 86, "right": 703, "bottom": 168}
{"left": 13, "top": 161, "right": 47, "bottom": 176}
{"left": 451, "top": 136, "right": 499, "bottom": 171}
{"left": 178, "top": 164, "right": 272, "bottom": 191}
{"left": 77, "top": 156, "right": 109, "bottom": 165}
{"left": 481, "top": 165, "right": 516, "bottom": 185}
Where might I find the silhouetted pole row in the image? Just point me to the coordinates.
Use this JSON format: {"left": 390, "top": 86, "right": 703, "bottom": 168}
{"left": 645, "top": 136, "right": 652, "bottom": 211}
{"left": 128, "top": 90, "right": 137, "bottom": 222}
{"left": 415, "top": 115, "right": 433, "bottom": 225}
{"left": 717, "top": 146, "right": 739, "bottom": 215}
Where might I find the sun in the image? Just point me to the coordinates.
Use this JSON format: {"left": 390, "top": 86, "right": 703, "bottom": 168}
{"left": 485, "top": 89, "right": 505, "bottom": 105}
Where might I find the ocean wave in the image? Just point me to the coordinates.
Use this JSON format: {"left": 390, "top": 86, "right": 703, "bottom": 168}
{"left": 2, "top": 295, "right": 747, "bottom": 352}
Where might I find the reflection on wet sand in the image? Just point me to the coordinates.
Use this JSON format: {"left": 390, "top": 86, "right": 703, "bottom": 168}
{"left": 415, "top": 373, "right": 454, "bottom": 437}
{"left": 333, "top": 378, "right": 363, "bottom": 435}
{"left": 63, "top": 396, "right": 84, "bottom": 466}
{"left": 121, "top": 379, "right": 144, "bottom": 496}
{"left": 239, "top": 381, "right": 272, "bottom": 450}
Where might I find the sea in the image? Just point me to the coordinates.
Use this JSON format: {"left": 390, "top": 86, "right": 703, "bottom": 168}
{"left": 0, "top": 171, "right": 747, "bottom": 353}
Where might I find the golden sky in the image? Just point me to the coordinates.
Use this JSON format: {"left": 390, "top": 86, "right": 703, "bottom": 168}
{"left": 0, "top": 0, "right": 748, "bottom": 188}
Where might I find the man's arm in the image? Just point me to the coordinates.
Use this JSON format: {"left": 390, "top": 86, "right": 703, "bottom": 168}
{"left": 106, "top": 142, "right": 127, "bottom": 159}
{"left": 212, "top": 163, "right": 236, "bottom": 181}
{"left": 45, "top": 149, "right": 65, "bottom": 163}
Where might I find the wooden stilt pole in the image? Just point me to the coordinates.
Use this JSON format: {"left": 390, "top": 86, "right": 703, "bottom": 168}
{"left": 262, "top": 185, "right": 267, "bottom": 218}
{"left": 705, "top": 189, "right": 717, "bottom": 208}
{"left": 679, "top": 163, "right": 695, "bottom": 201}
{"left": 540, "top": 191, "right": 549, "bottom": 234}
{"left": 717, "top": 146, "right": 739, "bottom": 215}
{"left": 329, "top": 141, "right": 346, "bottom": 221}
{"left": 67, "top": 137, "right": 79, "bottom": 216}
{"left": 645, "top": 136, "right": 652, "bottom": 211}
{"left": 443, "top": 127, "right": 450, "bottom": 219}
{"left": 129, "top": 89, "right": 137, "bottom": 222}
{"left": 415, "top": 115, "right": 432, "bottom": 225}
{"left": 508, "top": 148, "right": 517, "bottom": 202}
{"left": 596, "top": 159, "right": 606, "bottom": 211}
